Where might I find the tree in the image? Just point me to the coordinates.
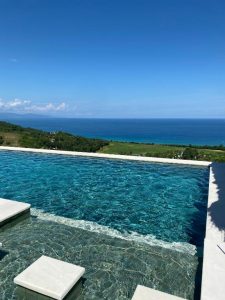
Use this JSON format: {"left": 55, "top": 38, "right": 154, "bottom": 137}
{"left": 182, "top": 147, "right": 199, "bottom": 160}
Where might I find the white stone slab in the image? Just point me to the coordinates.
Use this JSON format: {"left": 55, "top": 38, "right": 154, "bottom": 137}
{"left": 0, "top": 198, "right": 30, "bottom": 225}
{"left": 132, "top": 285, "right": 186, "bottom": 300}
{"left": 0, "top": 146, "right": 211, "bottom": 166}
{"left": 14, "top": 255, "right": 85, "bottom": 300}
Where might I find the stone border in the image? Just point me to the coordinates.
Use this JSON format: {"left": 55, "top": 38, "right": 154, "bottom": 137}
{"left": 0, "top": 146, "right": 211, "bottom": 166}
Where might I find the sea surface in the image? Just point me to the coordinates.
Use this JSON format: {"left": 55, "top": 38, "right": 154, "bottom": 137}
{"left": 2, "top": 118, "right": 225, "bottom": 146}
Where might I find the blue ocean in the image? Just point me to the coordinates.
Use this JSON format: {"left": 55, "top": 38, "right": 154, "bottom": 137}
{"left": 2, "top": 118, "right": 225, "bottom": 146}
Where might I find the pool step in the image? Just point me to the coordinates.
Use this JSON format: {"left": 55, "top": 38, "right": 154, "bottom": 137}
{"left": 0, "top": 198, "right": 31, "bottom": 227}
{"left": 132, "top": 285, "right": 186, "bottom": 300}
{"left": 14, "top": 255, "right": 85, "bottom": 300}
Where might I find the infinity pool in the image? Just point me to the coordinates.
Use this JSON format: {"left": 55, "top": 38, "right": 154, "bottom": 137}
{"left": 0, "top": 150, "right": 210, "bottom": 299}
{"left": 0, "top": 150, "right": 209, "bottom": 249}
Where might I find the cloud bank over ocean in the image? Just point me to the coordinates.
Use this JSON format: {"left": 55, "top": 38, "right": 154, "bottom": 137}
{"left": 0, "top": 98, "right": 67, "bottom": 115}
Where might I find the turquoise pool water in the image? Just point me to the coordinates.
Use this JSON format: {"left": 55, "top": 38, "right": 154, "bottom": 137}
{"left": 0, "top": 150, "right": 209, "bottom": 249}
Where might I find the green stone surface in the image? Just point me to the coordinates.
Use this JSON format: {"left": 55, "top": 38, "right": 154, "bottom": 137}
{"left": 0, "top": 216, "right": 200, "bottom": 300}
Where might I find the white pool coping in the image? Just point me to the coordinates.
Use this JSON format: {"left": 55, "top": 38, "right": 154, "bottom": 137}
{"left": 0, "top": 146, "right": 211, "bottom": 166}
{"left": 0, "top": 198, "right": 30, "bottom": 226}
{"left": 14, "top": 255, "right": 85, "bottom": 300}
{"left": 201, "top": 162, "right": 225, "bottom": 300}
{"left": 132, "top": 285, "right": 186, "bottom": 300}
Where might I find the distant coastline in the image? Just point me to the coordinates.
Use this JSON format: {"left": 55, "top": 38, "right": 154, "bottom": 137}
{"left": 1, "top": 117, "right": 225, "bottom": 146}
{"left": 1, "top": 120, "right": 225, "bottom": 162}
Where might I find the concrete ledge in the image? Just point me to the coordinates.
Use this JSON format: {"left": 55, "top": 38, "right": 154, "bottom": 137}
{"left": 0, "top": 198, "right": 30, "bottom": 227}
{"left": 201, "top": 240, "right": 225, "bottom": 300}
{"left": 132, "top": 285, "right": 186, "bottom": 300}
{"left": 14, "top": 255, "right": 85, "bottom": 300}
{"left": 201, "top": 163, "right": 225, "bottom": 300}
{"left": 0, "top": 146, "right": 211, "bottom": 166}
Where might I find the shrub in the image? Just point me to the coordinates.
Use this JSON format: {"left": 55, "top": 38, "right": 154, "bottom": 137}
{"left": 182, "top": 147, "right": 199, "bottom": 160}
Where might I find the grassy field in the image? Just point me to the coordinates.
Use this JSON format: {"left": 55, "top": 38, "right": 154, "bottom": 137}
{"left": 99, "top": 141, "right": 225, "bottom": 162}
{"left": 0, "top": 132, "right": 21, "bottom": 146}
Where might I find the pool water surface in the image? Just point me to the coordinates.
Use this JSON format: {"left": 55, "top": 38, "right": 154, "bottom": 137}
{"left": 0, "top": 150, "right": 209, "bottom": 249}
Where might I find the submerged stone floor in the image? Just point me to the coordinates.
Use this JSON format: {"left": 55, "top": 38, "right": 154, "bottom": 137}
{"left": 0, "top": 215, "right": 200, "bottom": 300}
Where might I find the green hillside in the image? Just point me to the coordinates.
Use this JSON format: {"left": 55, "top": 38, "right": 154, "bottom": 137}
{"left": 0, "top": 121, "right": 108, "bottom": 152}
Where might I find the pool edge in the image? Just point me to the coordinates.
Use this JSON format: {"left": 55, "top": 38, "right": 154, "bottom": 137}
{"left": 0, "top": 146, "right": 211, "bottom": 166}
{"left": 201, "top": 162, "right": 225, "bottom": 300}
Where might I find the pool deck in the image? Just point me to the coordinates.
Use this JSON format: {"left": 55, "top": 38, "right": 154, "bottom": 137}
{"left": 1, "top": 146, "right": 225, "bottom": 300}
{"left": 201, "top": 162, "right": 225, "bottom": 300}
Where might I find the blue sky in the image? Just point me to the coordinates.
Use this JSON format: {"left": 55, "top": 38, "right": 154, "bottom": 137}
{"left": 0, "top": 0, "right": 225, "bottom": 118}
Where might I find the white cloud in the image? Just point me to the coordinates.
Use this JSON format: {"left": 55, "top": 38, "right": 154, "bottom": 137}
{"left": 0, "top": 98, "right": 67, "bottom": 115}
{"left": 25, "top": 102, "right": 67, "bottom": 113}
{"left": 0, "top": 98, "right": 30, "bottom": 109}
